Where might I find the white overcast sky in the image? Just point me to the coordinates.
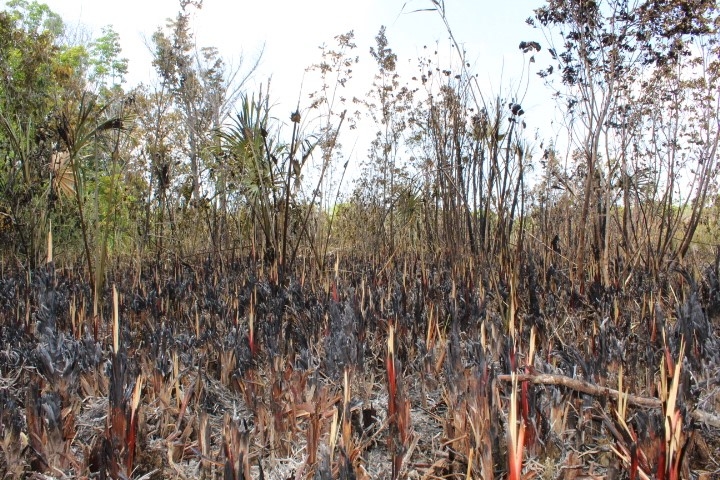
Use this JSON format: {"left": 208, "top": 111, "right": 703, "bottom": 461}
{"left": 3, "top": 0, "right": 557, "bottom": 187}
{"left": 18, "top": 0, "right": 549, "bottom": 108}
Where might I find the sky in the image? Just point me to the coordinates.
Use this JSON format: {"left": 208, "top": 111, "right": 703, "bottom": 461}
{"left": 3, "top": 0, "right": 557, "bottom": 186}
{"left": 18, "top": 0, "right": 551, "bottom": 107}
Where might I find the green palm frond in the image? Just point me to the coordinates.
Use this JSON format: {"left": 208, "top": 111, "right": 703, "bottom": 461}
{"left": 56, "top": 91, "right": 127, "bottom": 158}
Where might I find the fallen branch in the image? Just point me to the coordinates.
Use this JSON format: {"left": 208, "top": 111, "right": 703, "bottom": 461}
{"left": 497, "top": 373, "right": 720, "bottom": 429}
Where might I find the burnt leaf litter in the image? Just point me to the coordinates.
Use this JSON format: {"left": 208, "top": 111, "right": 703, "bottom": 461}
{"left": 0, "top": 255, "right": 719, "bottom": 479}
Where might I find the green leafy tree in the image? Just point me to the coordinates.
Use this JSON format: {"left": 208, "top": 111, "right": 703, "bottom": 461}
{"left": 150, "top": 0, "right": 259, "bottom": 258}
{"left": 0, "top": 1, "right": 90, "bottom": 264}
{"left": 152, "top": 1, "right": 254, "bottom": 200}
{"left": 89, "top": 25, "right": 128, "bottom": 89}
{"left": 218, "top": 88, "right": 319, "bottom": 270}
{"left": 5, "top": 0, "right": 62, "bottom": 36}
{"left": 53, "top": 91, "right": 127, "bottom": 290}
{"left": 133, "top": 85, "right": 186, "bottom": 257}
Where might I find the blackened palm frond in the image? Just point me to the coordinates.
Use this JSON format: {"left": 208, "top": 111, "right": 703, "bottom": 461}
{"left": 596, "top": 317, "right": 625, "bottom": 375}
{"left": 95, "top": 117, "right": 124, "bottom": 132}
{"left": 313, "top": 446, "right": 332, "bottom": 480}
{"left": 34, "top": 262, "right": 58, "bottom": 341}
{"left": 552, "top": 346, "right": 593, "bottom": 380}
{"left": 324, "top": 300, "right": 360, "bottom": 381}
{"left": 703, "top": 251, "right": 720, "bottom": 319}
{"left": 444, "top": 317, "right": 462, "bottom": 390}
{"left": 32, "top": 262, "right": 83, "bottom": 410}
{"left": 26, "top": 383, "right": 48, "bottom": 473}
{"left": 89, "top": 435, "right": 113, "bottom": 480}
{"left": 468, "top": 339, "right": 488, "bottom": 373}
{"left": 260, "top": 288, "right": 285, "bottom": 360}
{"left": 235, "top": 330, "right": 254, "bottom": 376}
{"left": 108, "top": 351, "right": 128, "bottom": 478}
{"left": 338, "top": 446, "right": 357, "bottom": 480}
{"left": 50, "top": 333, "right": 82, "bottom": 381}
{"left": 524, "top": 258, "right": 542, "bottom": 318}
{"left": 223, "top": 456, "right": 236, "bottom": 480}
{"left": 145, "top": 320, "right": 175, "bottom": 379}
{"left": 675, "top": 269, "right": 711, "bottom": 371}
{"left": 40, "top": 391, "right": 63, "bottom": 459}
{"left": 54, "top": 91, "right": 128, "bottom": 161}
{"left": 0, "top": 389, "right": 25, "bottom": 476}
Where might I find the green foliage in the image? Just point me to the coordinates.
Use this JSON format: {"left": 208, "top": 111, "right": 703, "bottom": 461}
{"left": 5, "top": 0, "right": 63, "bottom": 37}
{"left": 0, "top": 0, "right": 716, "bottom": 291}
{"left": 51, "top": 90, "right": 128, "bottom": 290}
{"left": 0, "top": 1, "right": 76, "bottom": 264}
{"left": 150, "top": 0, "right": 251, "bottom": 219}
{"left": 218, "top": 88, "right": 319, "bottom": 266}
{"left": 89, "top": 25, "right": 128, "bottom": 87}
{"left": 87, "top": 170, "right": 139, "bottom": 254}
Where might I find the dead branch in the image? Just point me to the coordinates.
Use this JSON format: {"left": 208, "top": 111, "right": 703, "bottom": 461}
{"left": 497, "top": 373, "right": 720, "bottom": 429}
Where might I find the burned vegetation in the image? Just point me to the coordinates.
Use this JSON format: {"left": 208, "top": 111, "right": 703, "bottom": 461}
{"left": 2, "top": 0, "right": 720, "bottom": 478}
{"left": 0, "top": 252, "right": 719, "bottom": 479}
